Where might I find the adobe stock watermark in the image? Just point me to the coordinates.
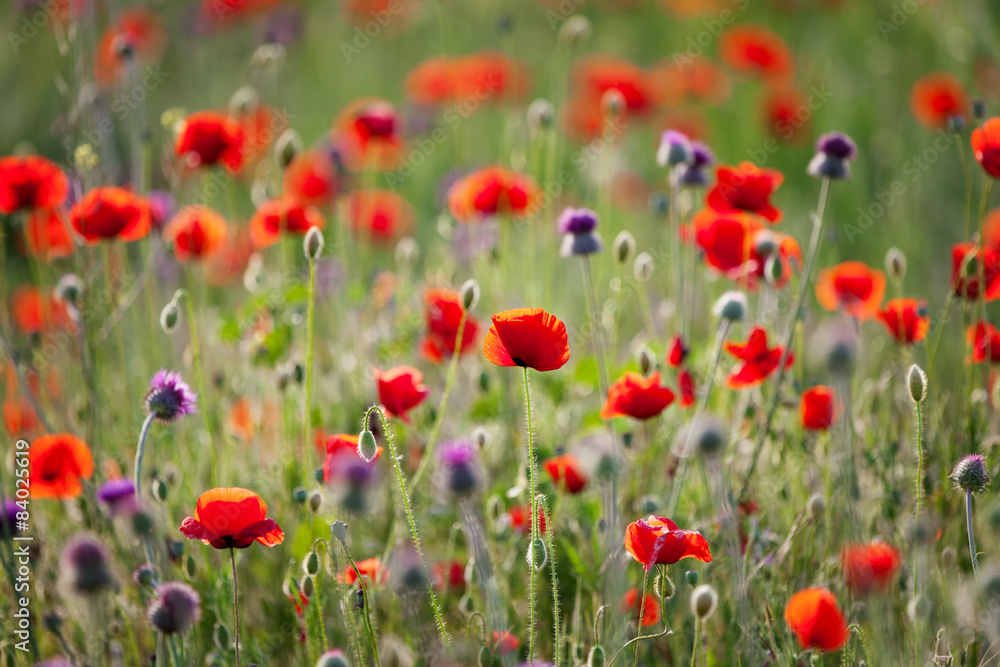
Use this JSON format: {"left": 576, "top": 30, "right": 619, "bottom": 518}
{"left": 670, "top": 0, "right": 751, "bottom": 69}
{"left": 339, "top": 0, "right": 413, "bottom": 63}
{"left": 544, "top": 0, "right": 587, "bottom": 31}
{"left": 877, "top": 0, "right": 934, "bottom": 40}
{"left": 77, "top": 66, "right": 170, "bottom": 150}
{"left": 7, "top": 0, "right": 64, "bottom": 54}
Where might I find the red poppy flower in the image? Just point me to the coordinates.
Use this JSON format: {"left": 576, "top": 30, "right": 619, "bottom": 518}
{"left": 179, "top": 487, "right": 284, "bottom": 549}
{"left": 456, "top": 52, "right": 531, "bottom": 102}
{"left": 249, "top": 198, "right": 326, "bottom": 249}
{"left": 431, "top": 561, "right": 466, "bottom": 592}
{"left": 952, "top": 242, "right": 1000, "bottom": 301}
{"left": 762, "top": 86, "right": 811, "bottom": 144}
{"left": 601, "top": 371, "right": 676, "bottom": 420}
{"left": 341, "top": 557, "right": 386, "bottom": 585}
{"left": 967, "top": 321, "right": 1000, "bottom": 364}
{"left": 346, "top": 190, "right": 415, "bottom": 243}
{"left": 800, "top": 386, "right": 834, "bottom": 431}
{"left": 784, "top": 587, "right": 848, "bottom": 652}
{"left": 719, "top": 25, "right": 794, "bottom": 80}
{"left": 405, "top": 56, "right": 455, "bottom": 105}
{"left": 724, "top": 327, "right": 792, "bottom": 389}
{"left": 69, "top": 187, "right": 151, "bottom": 243}
{"left": 543, "top": 454, "right": 588, "bottom": 494}
{"left": 95, "top": 7, "right": 166, "bottom": 86}
{"left": 621, "top": 587, "right": 661, "bottom": 627}
{"left": 0, "top": 156, "right": 69, "bottom": 214}
{"left": 163, "top": 206, "right": 228, "bottom": 262}
{"left": 815, "top": 261, "right": 886, "bottom": 321}
{"left": 28, "top": 433, "right": 94, "bottom": 500}
{"left": 322, "top": 434, "right": 382, "bottom": 483}
{"left": 333, "top": 98, "right": 404, "bottom": 171}
{"left": 972, "top": 117, "right": 1000, "bottom": 180}
{"left": 666, "top": 335, "right": 689, "bottom": 367}
{"left": 375, "top": 366, "right": 429, "bottom": 422}
{"left": 483, "top": 308, "right": 570, "bottom": 372}
{"left": 910, "top": 72, "right": 969, "bottom": 129}
{"left": 10, "top": 285, "right": 69, "bottom": 336}
{"left": 650, "top": 58, "right": 730, "bottom": 107}
{"left": 876, "top": 298, "right": 929, "bottom": 345}
{"left": 343, "top": 0, "right": 420, "bottom": 30}
{"left": 24, "top": 209, "right": 75, "bottom": 261}
{"left": 203, "top": 227, "right": 255, "bottom": 287}
{"left": 492, "top": 631, "right": 520, "bottom": 656}
{"left": 174, "top": 111, "right": 245, "bottom": 171}
{"left": 984, "top": 208, "right": 1000, "bottom": 249}
{"left": 706, "top": 162, "right": 783, "bottom": 223}
{"left": 3, "top": 396, "right": 38, "bottom": 436}
{"left": 678, "top": 369, "right": 695, "bottom": 408}
{"left": 447, "top": 166, "right": 541, "bottom": 223}
{"left": 689, "top": 209, "right": 762, "bottom": 275}
{"left": 659, "top": 0, "right": 728, "bottom": 16}
{"left": 507, "top": 504, "right": 547, "bottom": 534}
{"left": 283, "top": 149, "right": 342, "bottom": 207}
{"left": 624, "top": 516, "right": 711, "bottom": 573}
{"left": 572, "top": 55, "right": 654, "bottom": 114}
{"left": 421, "top": 289, "right": 480, "bottom": 363}
{"left": 841, "top": 542, "right": 901, "bottom": 596}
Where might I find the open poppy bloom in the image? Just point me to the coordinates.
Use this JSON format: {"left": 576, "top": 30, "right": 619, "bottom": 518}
{"left": 951, "top": 243, "right": 1000, "bottom": 301}
{"left": 762, "top": 86, "right": 811, "bottom": 144}
{"left": 483, "top": 308, "right": 570, "bottom": 372}
{"left": 405, "top": 56, "right": 455, "bottom": 105}
{"left": 972, "top": 117, "right": 1000, "bottom": 179}
{"left": 624, "top": 516, "right": 711, "bottom": 573}
{"left": 431, "top": 560, "right": 466, "bottom": 593}
{"left": 375, "top": 366, "right": 429, "bottom": 422}
{"left": 163, "top": 206, "right": 228, "bottom": 262}
{"left": 0, "top": 155, "right": 69, "bottom": 214}
{"left": 341, "top": 557, "right": 386, "bottom": 585}
{"left": 800, "top": 386, "right": 834, "bottom": 431}
{"left": 666, "top": 334, "right": 689, "bottom": 367}
{"left": 678, "top": 369, "right": 696, "bottom": 408}
{"left": 10, "top": 285, "right": 69, "bottom": 336}
{"left": 841, "top": 542, "right": 901, "bottom": 596}
{"left": 910, "top": 72, "right": 968, "bottom": 129}
{"left": 690, "top": 209, "right": 763, "bottom": 275}
{"left": 719, "top": 24, "right": 794, "bottom": 80}
{"left": 572, "top": 55, "right": 654, "bottom": 114}
{"left": 421, "top": 289, "right": 480, "bottom": 363}
{"left": 179, "top": 487, "right": 284, "bottom": 549}
{"left": 876, "top": 298, "right": 929, "bottom": 345}
{"left": 784, "top": 587, "right": 848, "bottom": 652}
{"left": 543, "top": 453, "right": 588, "bottom": 494}
{"left": 621, "top": 587, "right": 661, "bottom": 627}
{"left": 174, "top": 111, "right": 245, "bottom": 171}
{"left": 69, "top": 187, "right": 151, "bottom": 243}
{"left": 24, "top": 209, "right": 75, "bottom": 261}
{"left": 346, "top": 190, "right": 415, "bottom": 244}
{"left": 706, "top": 162, "right": 783, "bottom": 223}
{"left": 405, "top": 52, "right": 530, "bottom": 107}
{"left": 724, "top": 327, "right": 792, "bottom": 389}
{"left": 3, "top": 396, "right": 38, "bottom": 437}
{"left": 601, "top": 371, "right": 676, "bottom": 420}
{"left": 283, "top": 148, "right": 342, "bottom": 207}
{"left": 29, "top": 433, "right": 94, "bottom": 500}
{"left": 967, "top": 321, "right": 1000, "bottom": 364}
{"left": 249, "top": 198, "right": 326, "bottom": 249}
{"left": 94, "top": 7, "right": 166, "bottom": 86}
{"left": 492, "top": 630, "right": 520, "bottom": 656}
{"left": 815, "top": 261, "right": 887, "bottom": 320}
{"left": 322, "top": 433, "right": 382, "bottom": 483}
{"left": 447, "top": 166, "right": 541, "bottom": 223}
{"left": 507, "top": 504, "right": 547, "bottom": 534}
{"left": 333, "top": 98, "right": 404, "bottom": 171}
{"left": 649, "top": 57, "right": 730, "bottom": 107}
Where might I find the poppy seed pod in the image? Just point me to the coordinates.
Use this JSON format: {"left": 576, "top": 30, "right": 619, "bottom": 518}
{"left": 330, "top": 521, "right": 348, "bottom": 544}
{"left": 275, "top": 129, "right": 302, "bottom": 169}
{"left": 949, "top": 454, "right": 991, "bottom": 493}
{"left": 690, "top": 584, "right": 718, "bottom": 620}
{"left": 159, "top": 299, "right": 180, "bottom": 334}
{"left": 358, "top": 430, "right": 379, "bottom": 463}
{"left": 558, "top": 15, "right": 592, "bottom": 47}
{"left": 588, "top": 646, "right": 606, "bottom": 667}
{"left": 947, "top": 115, "right": 966, "bottom": 135}
{"left": 292, "top": 487, "right": 308, "bottom": 504}
{"left": 633, "top": 252, "right": 655, "bottom": 283}
{"left": 685, "top": 570, "right": 698, "bottom": 586}
{"left": 712, "top": 291, "right": 747, "bottom": 322}
{"left": 907, "top": 364, "right": 927, "bottom": 403}
{"left": 613, "top": 231, "right": 635, "bottom": 265}
{"left": 527, "top": 99, "right": 555, "bottom": 134}
{"left": 304, "top": 226, "right": 324, "bottom": 260}
{"left": 461, "top": 279, "right": 480, "bottom": 311}
{"left": 885, "top": 247, "right": 907, "bottom": 282}
{"left": 941, "top": 545, "right": 957, "bottom": 568}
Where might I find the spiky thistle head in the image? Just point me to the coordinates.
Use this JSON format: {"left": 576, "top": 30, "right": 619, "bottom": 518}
{"left": 144, "top": 370, "right": 197, "bottom": 423}
{"left": 950, "top": 454, "right": 991, "bottom": 493}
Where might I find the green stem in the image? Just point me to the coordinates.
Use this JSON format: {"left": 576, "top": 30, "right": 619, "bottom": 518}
{"left": 967, "top": 487, "right": 982, "bottom": 585}
{"left": 133, "top": 412, "right": 157, "bottom": 568}
{"left": 844, "top": 624, "right": 872, "bottom": 666}
{"left": 690, "top": 617, "right": 699, "bottom": 667}
{"left": 633, "top": 571, "right": 648, "bottom": 667}
{"left": 539, "top": 495, "right": 561, "bottom": 666}
{"left": 303, "top": 255, "right": 317, "bottom": 478}
{"left": 607, "top": 565, "right": 672, "bottom": 666}
{"left": 167, "top": 635, "right": 184, "bottom": 667}
{"left": 523, "top": 366, "right": 539, "bottom": 662}
{"left": 230, "top": 548, "right": 241, "bottom": 667}
{"left": 341, "top": 542, "right": 381, "bottom": 666}
{"left": 363, "top": 405, "right": 452, "bottom": 652}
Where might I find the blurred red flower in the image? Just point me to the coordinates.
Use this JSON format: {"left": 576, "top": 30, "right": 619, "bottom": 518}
{"left": 322, "top": 434, "right": 382, "bottom": 483}
{"left": 0, "top": 156, "right": 69, "bottom": 214}
{"left": 492, "top": 630, "right": 520, "bottom": 656}
{"left": 29, "top": 433, "right": 93, "bottom": 500}
{"left": 601, "top": 371, "right": 676, "bottom": 420}
{"left": 174, "top": 111, "right": 245, "bottom": 171}
{"left": 543, "top": 453, "right": 588, "bottom": 494}
{"left": 3, "top": 396, "right": 38, "bottom": 437}
{"left": 507, "top": 504, "right": 547, "bottom": 534}
{"left": 283, "top": 149, "right": 342, "bottom": 207}
{"left": 967, "top": 321, "right": 1000, "bottom": 364}
{"left": 762, "top": 86, "right": 810, "bottom": 144}
{"left": 624, "top": 515, "right": 711, "bottom": 573}
{"left": 720, "top": 24, "right": 794, "bottom": 80}
{"left": 483, "top": 308, "right": 570, "bottom": 372}
{"left": 784, "top": 587, "right": 847, "bottom": 652}
{"left": 180, "top": 487, "right": 284, "bottom": 549}
{"left": 815, "top": 261, "right": 886, "bottom": 321}
{"left": 421, "top": 289, "right": 480, "bottom": 363}
{"left": 95, "top": 7, "right": 166, "bottom": 86}
{"left": 447, "top": 166, "right": 541, "bottom": 223}
{"left": 346, "top": 190, "right": 415, "bottom": 243}
{"left": 405, "top": 52, "right": 531, "bottom": 106}
{"left": 69, "top": 187, "right": 151, "bottom": 243}
{"left": 800, "top": 386, "right": 834, "bottom": 431}
{"left": 706, "top": 162, "right": 783, "bottom": 223}
{"left": 249, "top": 198, "right": 325, "bottom": 249}
{"left": 678, "top": 369, "right": 695, "bottom": 408}
{"left": 341, "top": 557, "right": 386, "bottom": 585}
{"left": 24, "top": 209, "right": 75, "bottom": 261}
{"left": 666, "top": 334, "right": 689, "bottom": 367}
{"left": 375, "top": 366, "right": 429, "bottom": 422}
{"left": 841, "top": 542, "right": 901, "bottom": 596}
{"left": 951, "top": 242, "right": 1000, "bottom": 302}
{"left": 431, "top": 560, "right": 466, "bottom": 592}
{"left": 334, "top": 98, "right": 404, "bottom": 171}
{"left": 10, "top": 285, "right": 70, "bottom": 336}
{"left": 876, "top": 298, "right": 929, "bottom": 345}
{"left": 910, "top": 72, "right": 968, "bottom": 129}
{"left": 163, "top": 206, "right": 228, "bottom": 262}
{"left": 621, "top": 587, "right": 661, "bottom": 627}
{"left": 972, "top": 117, "right": 1000, "bottom": 179}
{"left": 724, "top": 326, "right": 792, "bottom": 389}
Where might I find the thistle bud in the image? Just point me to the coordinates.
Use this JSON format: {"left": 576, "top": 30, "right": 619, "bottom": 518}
{"left": 949, "top": 454, "right": 991, "bottom": 493}
{"left": 62, "top": 533, "right": 114, "bottom": 596}
{"left": 133, "top": 563, "right": 156, "bottom": 587}
{"left": 358, "top": 430, "right": 379, "bottom": 462}
{"left": 461, "top": 279, "right": 480, "bottom": 312}
{"left": 304, "top": 226, "right": 324, "bottom": 260}
{"left": 613, "top": 231, "right": 635, "bottom": 265}
{"left": 305, "top": 552, "right": 320, "bottom": 576}
{"left": 527, "top": 537, "right": 547, "bottom": 570}
{"left": 147, "top": 582, "right": 201, "bottom": 635}
{"left": 160, "top": 300, "right": 180, "bottom": 334}
{"left": 907, "top": 364, "right": 927, "bottom": 403}
{"left": 274, "top": 129, "right": 302, "bottom": 169}
{"left": 885, "top": 247, "right": 907, "bottom": 282}
{"left": 690, "top": 584, "right": 718, "bottom": 620}
{"left": 633, "top": 252, "right": 655, "bottom": 283}
{"left": 588, "top": 646, "right": 606, "bottom": 667}
{"left": 712, "top": 291, "right": 747, "bottom": 322}
{"left": 330, "top": 521, "right": 348, "bottom": 544}
{"left": 656, "top": 130, "right": 693, "bottom": 168}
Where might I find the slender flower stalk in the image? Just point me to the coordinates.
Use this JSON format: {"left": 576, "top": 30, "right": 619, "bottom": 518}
{"left": 302, "top": 229, "right": 320, "bottom": 473}
{"left": 966, "top": 488, "right": 981, "bottom": 584}
{"left": 523, "top": 366, "right": 540, "bottom": 661}
{"left": 608, "top": 565, "right": 672, "bottom": 666}
{"left": 949, "top": 454, "right": 990, "bottom": 585}
{"left": 133, "top": 412, "right": 156, "bottom": 564}
{"left": 633, "top": 570, "right": 649, "bottom": 667}
{"left": 362, "top": 405, "right": 451, "bottom": 652}
{"left": 539, "top": 494, "right": 561, "bottom": 666}
{"left": 334, "top": 536, "right": 381, "bottom": 666}
{"left": 230, "top": 548, "right": 241, "bottom": 667}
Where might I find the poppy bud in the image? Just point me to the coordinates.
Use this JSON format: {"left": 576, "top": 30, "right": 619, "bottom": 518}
{"left": 949, "top": 454, "right": 991, "bottom": 493}
{"left": 588, "top": 646, "right": 606, "bottom": 667}
{"left": 395, "top": 236, "right": 419, "bottom": 269}
{"left": 527, "top": 99, "right": 555, "bottom": 135}
{"left": 314, "top": 468, "right": 325, "bottom": 483}
{"left": 304, "top": 226, "right": 324, "bottom": 260}
{"left": 807, "top": 493, "right": 826, "bottom": 518}
{"left": 292, "top": 487, "right": 308, "bottom": 504}
{"left": 473, "top": 426, "right": 490, "bottom": 449}
{"left": 907, "top": 595, "right": 931, "bottom": 621}
{"left": 249, "top": 43, "right": 285, "bottom": 76}
{"left": 712, "top": 291, "right": 747, "bottom": 322}
{"left": 656, "top": 130, "right": 693, "bottom": 168}
{"left": 613, "top": 231, "right": 635, "bottom": 265}
{"left": 305, "top": 552, "right": 320, "bottom": 577}
{"left": 885, "top": 247, "right": 907, "bottom": 282}
{"left": 330, "top": 521, "right": 348, "bottom": 544}
{"left": 685, "top": 570, "right": 698, "bottom": 587}
{"left": 307, "top": 490, "right": 323, "bottom": 513}
{"left": 213, "top": 622, "right": 230, "bottom": 651}
{"left": 764, "top": 255, "right": 784, "bottom": 287}
{"left": 459, "top": 592, "right": 476, "bottom": 614}
{"left": 973, "top": 99, "right": 986, "bottom": 121}
{"left": 690, "top": 584, "right": 718, "bottom": 620}
{"left": 527, "top": 537, "right": 547, "bottom": 570}
{"left": 160, "top": 300, "right": 180, "bottom": 334}
{"left": 132, "top": 511, "right": 155, "bottom": 536}
{"left": 478, "top": 645, "right": 493, "bottom": 667}
{"left": 558, "top": 15, "right": 592, "bottom": 48}
{"left": 184, "top": 555, "right": 196, "bottom": 579}
{"left": 601, "top": 89, "right": 626, "bottom": 122}
{"left": 316, "top": 650, "right": 351, "bottom": 667}
{"left": 654, "top": 571, "right": 675, "bottom": 600}
{"left": 55, "top": 274, "right": 83, "bottom": 310}
{"left": 637, "top": 347, "right": 655, "bottom": 375}
{"left": 301, "top": 575, "right": 315, "bottom": 599}
{"left": 633, "top": 252, "right": 655, "bottom": 283}
{"left": 639, "top": 495, "right": 660, "bottom": 514}
{"left": 229, "top": 86, "right": 259, "bottom": 116}
{"left": 907, "top": 364, "right": 927, "bottom": 403}
{"left": 940, "top": 545, "right": 957, "bottom": 568}
{"left": 274, "top": 129, "right": 302, "bottom": 169}
{"left": 358, "top": 429, "right": 379, "bottom": 463}
{"left": 461, "top": 279, "right": 480, "bottom": 311}
{"left": 168, "top": 540, "right": 186, "bottom": 559}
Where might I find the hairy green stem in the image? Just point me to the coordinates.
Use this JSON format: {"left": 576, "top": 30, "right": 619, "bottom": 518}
{"left": 174, "top": 290, "right": 216, "bottom": 484}
{"left": 133, "top": 412, "right": 157, "bottom": 567}
{"left": 633, "top": 570, "right": 648, "bottom": 667}
{"left": 303, "top": 255, "right": 317, "bottom": 478}
{"left": 967, "top": 487, "right": 982, "bottom": 585}
{"left": 523, "top": 366, "right": 539, "bottom": 661}
{"left": 341, "top": 541, "right": 382, "bottom": 666}
{"left": 539, "top": 495, "right": 561, "bottom": 666}
{"left": 230, "top": 548, "right": 241, "bottom": 667}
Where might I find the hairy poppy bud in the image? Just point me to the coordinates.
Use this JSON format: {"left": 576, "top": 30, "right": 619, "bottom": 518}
{"left": 153, "top": 477, "right": 168, "bottom": 502}
{"left": 314, "top": 468, "right": 325, "bottom": 483}
{"left": 527, "top": 99, "right": 554, "bottom": 134}
{"left": 478, "top": 645, "right": 493, "bottom": 667}
{"left": 301, "top": 575, "right": 315, "bottom": 599}
{"left": 690, "top": 584, "right": 718, "bottom": 620}
{"left": 316, "top": 650, "right": 351, "bottom": 667}
{"left": 461, "top": 279, "right": 480, "bottom": 312}
{"left": 160, "top": 300, "right": 180, "bottom": 334}
{"left": 304, "top": 226, "right": 324, "bottom": 260}
{"left": 527, "top": 537, "right": 547, "bottom": 571}
{"left": 305, "top": 552, "right": 320, "bottom": 577}
{"left": 358, "top": 429, "right": 379, "bottom": 463}
{"left": 907, "top": 595, "right": 931, "bottom": 621}
{"left": 168, "top": 540, "right": 186, "bottom": 559}
{"left": 613, "top": 231, "right": 635, "bottom": 265}
{"left": 184, "top": 555, "right": 197, "bottom": 579}
{"left": 654, "top": 571, "right": 675, "bottom": 600}
{"left": 941, "top": 545, "right": 957, "bottom": 568}
{"left": 132, "top": 511, "right": 155, "bottom": 536}
{"left": 330, "top": 521, "right": 348, "bottom": 544}
{"left": 885, "top": 247, "right": 907, "bottom": 282}
{"left": 947, "top": 115, "right": 966, "bottom": 135}
{"left": 307, "top": 490, "right": 322, "bottom": 513}
{"left": 633, "top": 252, "right": 655, "bottom": 283}
{"left": 213, "top": 622, "right": 230, "bottom": 651}
{"left": 473, "top": 426, "right": 490, "bottom": 449}
{"left": 907, "top": 364, "right": 927, "bottom": 403}
{"left": 558, "top": 15, "right": 592, "bottom": 47}
{"left": 807, "top": 493, "right": 826, "bottom": 518}
{"left": 275, "top": 129, "right": 302, "bottom": 169}
{"left": 588, "top": 646, "right": 606, "bottom": 667}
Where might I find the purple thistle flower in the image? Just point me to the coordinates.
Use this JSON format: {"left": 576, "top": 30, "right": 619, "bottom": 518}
{"left": 97, "top": 478, "right": 138, "bottom": 517}
{"left": 657, "top": 129, "right": 693, "bottom": 167}
{"left": 950, "top": 454, "right": 991, "bottom": 493}
{"left": 679, "top": 141, "right": 715, "bottom": 188}
{"left": 62, "top": 533, "right": 114, "bottom": 596}
{"left": 147, "top": 581, "right": 201, "bottom": 635}
{"left": 808, "top": 132, "right": 857, "bottom": 181}
{"left": 816, "top": 132, "right": 858, "bottom": 161}
{"left": 144, "top": 370, "right": 197, "bottom": 423}
{"left": 1, "top": 500, "right": 22, "bottom": 539}
{"left": 260, "top": 7, "right": 304, "bottom": 46}
{"left": 439, "top": 440, "right": 480, "bottom": 496}
{"left": 558, "top": 207, "right": 603, "bottom": 257}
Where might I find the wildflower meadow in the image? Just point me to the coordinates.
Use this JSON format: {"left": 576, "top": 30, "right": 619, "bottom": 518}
{"left": 3, "top": 0, "right": 1000, "bottom": 665}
